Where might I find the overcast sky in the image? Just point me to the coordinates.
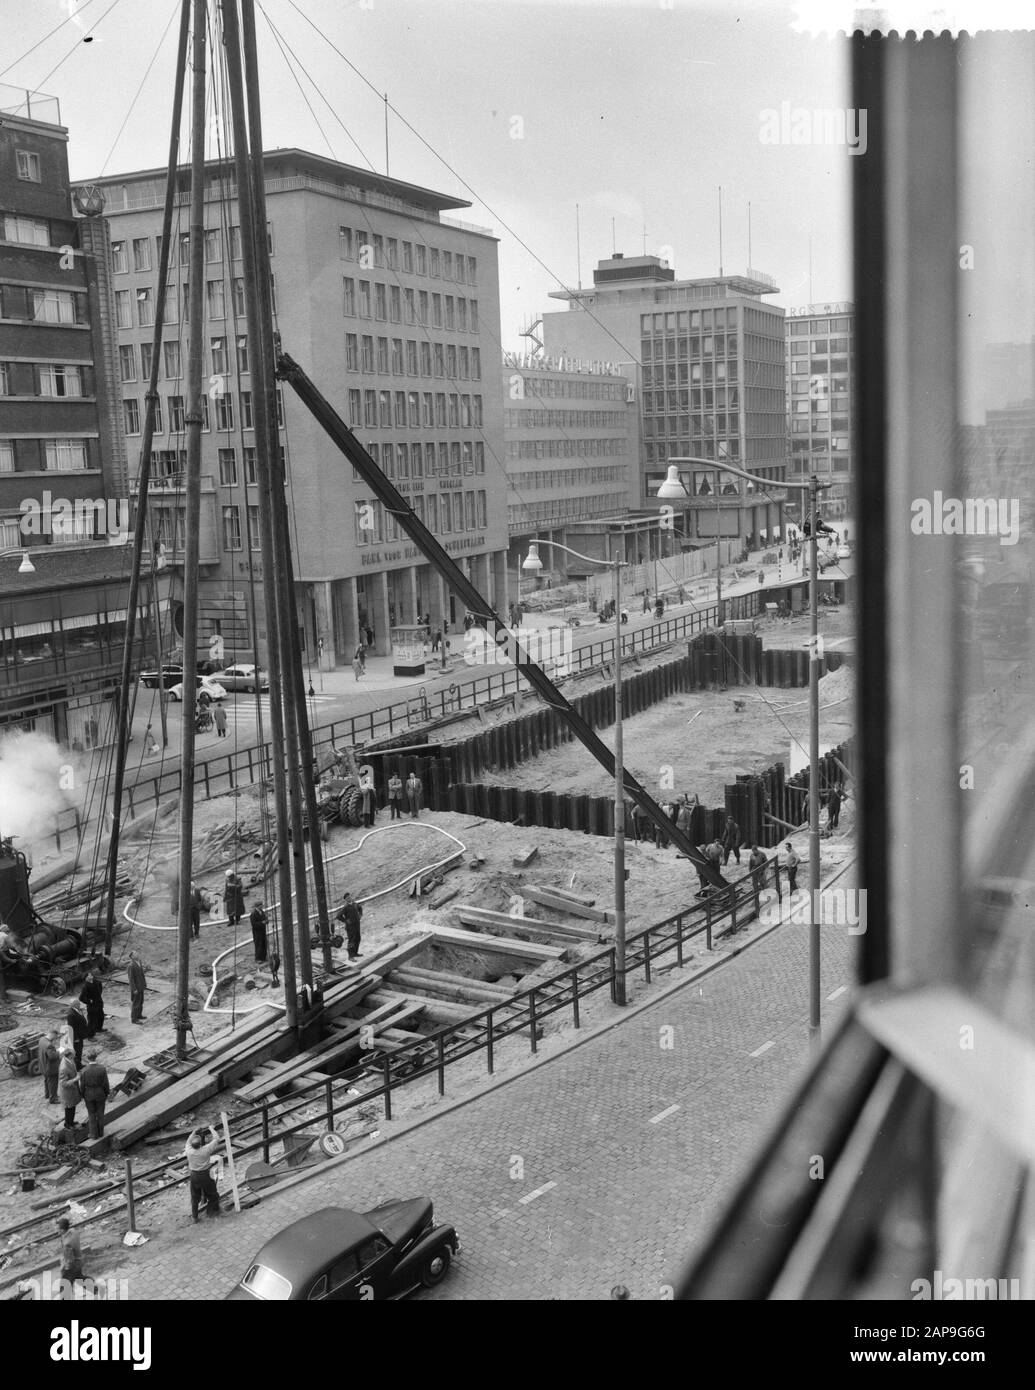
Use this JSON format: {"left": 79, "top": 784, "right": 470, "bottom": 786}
{"left": 2, "top": 0, "right": 858, "bottom": 353}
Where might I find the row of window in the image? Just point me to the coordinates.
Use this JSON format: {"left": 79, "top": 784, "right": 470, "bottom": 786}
{"left": 645, "top": 415, "right": 744, "bottom": 439}
{"left": 515, "top": 377, "right": 627, "bottom": 401}
{"left": 644, "top": 386, "right": 741, "bottom": 413}
{"left": 353, "top": 490, "right": 488, "bottom": 546}
{"left": 789, "top": 338, "right": 852, "bottom": 356}
{"left": 505, "top": 438, "right": 628, "bottom": 460}
{"left": 642, "top": 334, "right": 740, "bottom": 361}
{"left": 338, "top": 228, "right": 477, "bottom": 285}
{"left": 345, "top": 334, "right": 483, "bottom": 382}
{"left": 787, "top": 317, "right": 853, "bottom": 335}
{"left": 122, "top": 389, "right": 285, "bottom": 437}
{"left": 149, "top": 445, "right": 284, "bottom": 484}
{"left": 791, "top": 421, "right": 851, "bottom": 439}
{"left": 642, "top": 361, "right": 740, "bottom": 388}
{"left": 113, "top": 274, "right": 277, "bottom": 329}
{"left": 507, "top": 465, "right": 628, "bottom": 490}
{"left": 643, "top": 440, "right": 743, "bottom": 464}
{"left": 343, "top": 277, "right": 478, "bottom": 331}
{"left": 346, "top": 389, "right": 483, "bottom": 430}
{"left": 641, "top": 308, "right": 740, "bottom": 334}
{"left": 0, "top": 438, "right": 92, "bottom": 473}
{"left": 111, "top": 223, "right": 271, "bottom": 276}
{"left": 361, "top": 440, "right": 486, "bottom": 480}
{"left": 509, "top": 495, "right": 617, "bottom": 524}
{"left": 789, "top": 377, "right": 851, "bottom": 402}
{"left": 1, "top": 213, "right": 53, "bottom": 247}
{"left": 504, "top": 409, "right": 629, "bottom": 429}
{"left": 0, "top": 362, "right": 93, "bottom": 398}
{"left": 0, "top": 284, "right": 88, "bottom": 325}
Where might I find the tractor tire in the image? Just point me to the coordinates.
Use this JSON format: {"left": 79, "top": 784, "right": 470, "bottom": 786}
{"left": 341, "top": 787, "right": 363, "bottom": 828}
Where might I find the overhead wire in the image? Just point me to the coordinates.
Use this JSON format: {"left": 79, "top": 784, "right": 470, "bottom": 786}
{"left": 0, "top": 0, "right": 105, "bottom": 81}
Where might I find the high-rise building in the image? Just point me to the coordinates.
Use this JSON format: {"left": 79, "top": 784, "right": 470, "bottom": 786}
{"left": 541, "top": 255, "right": 788, "bottom": 549}
{"left": 87, "top": 150, "right": 508, "bottom": 665}
{"left": 785, "top": 301, "right": 855, "bottom": 518}
{"left": 0, "top": 88, "right": 153, "bottom": 747}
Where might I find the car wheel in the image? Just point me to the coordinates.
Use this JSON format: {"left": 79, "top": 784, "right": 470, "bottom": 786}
{"left": 419, "top": 1248, "right": 451, "bottom": 1288}
{"left": 245, "top": 685, "right": 254, "bottom": 693}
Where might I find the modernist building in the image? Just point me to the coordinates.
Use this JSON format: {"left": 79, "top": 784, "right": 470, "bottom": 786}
{"left": 541, "top": 255, "right": 788, "bottom": 550}
{"left": 785, "top": 301, "right": 855, "bottom": 518}
{"left": 88, "top": 150, "right": 507, "bottom": 666}
{"left": 0, "top": 89, "right": 157, "bottom": 746}
{"left": 501, "top": 350, "right": 638, "bottom": 578}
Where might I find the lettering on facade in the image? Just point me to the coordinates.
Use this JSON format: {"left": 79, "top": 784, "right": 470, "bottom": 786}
{"left": 787, "top": 302, "right": 853, "bottom": 318}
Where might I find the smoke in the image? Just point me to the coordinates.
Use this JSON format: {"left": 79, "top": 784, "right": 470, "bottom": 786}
{"left": 0, "top": 730, "right": 79, "bottom": 848}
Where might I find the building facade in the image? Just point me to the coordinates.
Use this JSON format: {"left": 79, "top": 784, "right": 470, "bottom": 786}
{"left": 541, "top": 255, "right": 788, "bottom": 549}
{"left": 0, "top": 89, "right": 157, "bottom": 746}
{"left": 88, "top": 150, "right": 508, "bottom": 666}
{"left": 785, "top": 301, "right": 855, "bottom": 518}
{"left": 501, "top": 350, "right": 638, "bottom": 577}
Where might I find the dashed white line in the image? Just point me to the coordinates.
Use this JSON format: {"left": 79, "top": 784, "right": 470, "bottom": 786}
{"left": 518, "top": 1181, "right": 557, "bottom": 1205}
{"left": 749, "top": 1040, "right": 775, "bottom": 1058}
{"left": 649, "top": 1103, "right": 681, "bottom": 1125}
{"left": 827, "top": 985, "right": 847, "bottom": 1001}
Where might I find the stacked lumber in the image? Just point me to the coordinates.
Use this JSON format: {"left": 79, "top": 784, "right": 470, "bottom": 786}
{"left": 428, "top": 923, "right": 566, "bottom": 962}
{"left": 523, "top": 886, "right": 613, "bottom": 924}
{"left": 454, "top": 905, "right": 601, "bottom": 946}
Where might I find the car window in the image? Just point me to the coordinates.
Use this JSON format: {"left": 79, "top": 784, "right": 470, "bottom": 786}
{"left": 357, "top": 1237, "right": 391, "bottom": 1268}
{"left": 241, "top": 1264, "right": 292, "bottom": 1300}
{"left": 306, "top": 1274, "right": 328, "bottom": 1300}
{"left": 327, "top": 1252, "right": 359, "bottom": 1290}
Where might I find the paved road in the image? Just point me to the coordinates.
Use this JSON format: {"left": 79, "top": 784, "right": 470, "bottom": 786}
{"left": 107, "top": 883, "right": 855, "bottom": 1301}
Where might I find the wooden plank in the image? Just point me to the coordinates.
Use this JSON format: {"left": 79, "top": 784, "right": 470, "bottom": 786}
{"left": 531, "top": 883, "right": 597, "bottom": 907}
{"left": 387, "top": 970, "right": 514, "bottom": 1007}
{"left": 389, "top": 964, "right": 514, "bottom": 996}
{"left": 234, "top": 1000, "right": 408, "bottom": 1100}
{"left": 427, "top": 923, "right": 564, "bottom": 962}
{"left": 455, "top": 907, "right": 601, "bottom": 944}
{"left": 512, "top": 845, "right": 539, "bottom": 868}
{"left": 523, "top": 887, "right": 612, "bottom": 923}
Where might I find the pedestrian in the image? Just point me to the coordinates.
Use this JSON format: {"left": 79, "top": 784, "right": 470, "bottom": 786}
{"left": 213, "top": 703, "right": 227, "bottom": 738}
{"left": 747, "top": 843, "right": 767, "bottom": 893}
{"left": 630, "top": 801, "right": 647, "bottom": 842}
{"left": 388, "top": 772, "right": 404, "bottom": 819}
{"left": 169, "top": 864, "right": 180, "bottom": 917}
{"left": 642, "top": 593, "right": 651, "bottom": 614}
{"left": 128, "top": 950, "right": 147, "bottom": 1023}
{"left": 705, "top": 839, "right": 723, "bottom": 868}
{"left": 365, "top": 623, "right": 374, "bottom": 648}
{"left": 250, "top": 903, "right": 268, "bottom": 962}
{"left": 676, "top": 795, "right": 695, "bottom": 838}
{"left": 678, "top": 586, "right": 686, "bottom": 604}
{"left": 758, "top": 570, "right": 765, "bottom": 586}
{"left": 406, "top": 771, "right": 423, "bottom": 817}
{"left": 79, "top": 971, "right": 104, "bottom": 1036}
{"left": 355, "top": 642, "right": 366, "bottom": 671}
{"left": 359, "top": 777, "right": 377, "bottom": 828}
{"left": 352, "top": 652, "right": 363, "bottom": 681}
{"left": 56, "top": 1218, "right": 83, "bottom": 1297}
{"left": 145, "top": 723, "right": 159, "bottom": 756}
{"left": 79, "top": 1050, "right": 111, "bottom": 1140}
{"left": 269, "top": 951, "right": 280, "bottom": 985}
{"left": 337, "top": 893, "right": 363, "bottom": 961}
{"left": 826, "top": 785, "right": 843, "bottom": 831}
{"left": 65, "top": 1002, "right": 90, "bottom": 1067}
{"left": 184, "top": 1126, "right": 222, "bottom": 1221}
{"left": 431, "top": 629, "right": 442, "bottom": 654}
{"left": 38, "top": 1030, "right": 60, "bottom": 1103}
{"left": 190, "top": 882, "right": 203, "bottom": 939}
{"left": 783, "top": 842, "right": 800, "bottom": 893}
{"left": 57, "top": 1047, "right": 80, "bottom": 1130}
{"left": 224, "top": 869, "right": 245, "bottom": 925}
{"left": 721, "top": 815, "right": 742, "bottom": 865}
{"left": 620, "top": 606, "right": 629, "bottom": 625}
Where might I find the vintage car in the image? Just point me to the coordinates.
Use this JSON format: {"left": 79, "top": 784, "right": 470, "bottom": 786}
{"left": 212, "top": 663, "right": 270, "bottom": 693}
{"left": 225, "top": 1200, "right": 459, "bottom": 1301}
{"left": 167, "top": 675, "right": 227, "bottom": 703}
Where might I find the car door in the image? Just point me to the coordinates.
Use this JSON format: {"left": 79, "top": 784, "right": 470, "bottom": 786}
{"left": 353, "top": 1236, "right": 395, "bottom": 1299}
{"left": 315, "top": 1250, "right": 361, "bottom": 1301}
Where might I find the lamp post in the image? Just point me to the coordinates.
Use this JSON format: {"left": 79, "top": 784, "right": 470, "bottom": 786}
{"left": 661, "top": 460, "right": 829, "bottom": 1044}
{"left": 0, "top": 548, "right": 36, "bottom": 574}
{"left": 523, "top": 538, "right": 629, "bottom": 1005}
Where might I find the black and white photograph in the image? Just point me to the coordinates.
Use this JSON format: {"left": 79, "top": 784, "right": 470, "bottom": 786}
{"left": 0, "top": 0, "right": 1031, "bottom": 1351}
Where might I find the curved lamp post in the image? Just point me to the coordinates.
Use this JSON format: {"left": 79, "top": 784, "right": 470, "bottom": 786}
{"left": 523, "top": 537, "right": 630, "bottom": 1005}
{"left": 660, "top": 458, "right": 831, "bottom": 1046}
{"left": 0, "top": 548, "right": 36, "bottom": 574}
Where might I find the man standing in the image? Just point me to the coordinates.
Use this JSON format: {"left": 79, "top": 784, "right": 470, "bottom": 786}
{"left": 352, "top": 651, "right": 364, "bottom": 681}
{"left": 190, "top": 883, "right": 203, "bottom": 939}
{"left": 79, "top": 971, "right": 104, "bottom": 1037}
{"left": 405, "top": 771, "right": 423, "bottom": 818}
{"left": 58, "top": 1047, "right": 80, "bottom": 1130}
{"left": 359, "top": 777, "right": 377, "bottom": 828}
{"left": 783, "top": 842, "right": 800, "bottom": 893}
{"left": 250, "top": 903, "right": 268, "bottom": 963}
{"left": 65, "top": 1001, "right": 90, "bottom": 1067}
{"left": 56, "top": 1217, "right": 83, "bottom": 1297}
{"left": 747, "top": 843, "right": 768, "bottom": 894}
{"left": 79, "top": 1050, "right": 111, "bottom": 1140}
{"left": 38, "top": 1030, "right": 60, "bottom": 1103}
{"left": 213, "top": 702, "right": 227, "bottom": 738}
{"left": 387, "top": 772, "right": 404, "bottom": 819}
{"left": 184, "top": 1126, "right": 222, "bottom": 1221}
{"left": 127, "top": 951, "right": 147, "bottom": 1023}
{"left": 224, "top": 869, "right": 245, "bottom": 925}
{"left": 826, "top": 785, "right": 843, "bottom": 832}
{"left": 337, "top": 893, "right": 363, "bottom": 962}
{"left": 630, "top": 801, "right": 646, "bottom": 842}
{"left": 721, "top": 816, "right": 742, "bottom": 866}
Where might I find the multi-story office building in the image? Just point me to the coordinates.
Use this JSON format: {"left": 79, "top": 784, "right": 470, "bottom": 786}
{"left": 541, "top": 255, "right": 788, "bottom": 550}
{"left": 88, "top": 149, "right": 507, "bottom": 665}
{"left": 501, "top": 350, "right": 637, "bottom": 575}
{"left": 785, "top": 301, "right": 855, "bottom": 517}
{"left": 0, "top": 89, "right": 156, "bottom": 746}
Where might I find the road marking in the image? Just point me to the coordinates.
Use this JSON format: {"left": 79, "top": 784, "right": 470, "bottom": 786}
{"left": 749, "top": 1040, "right": 775, "bottom": 1058}
{"left": 826, "top": 985, "right": 847, "bottom": 1001}
{"left": 518, "top": 1181, "right": 557, "bottom": 1205}
{"left": 649, "top": 1103, "right": 681, "bottom": 1125}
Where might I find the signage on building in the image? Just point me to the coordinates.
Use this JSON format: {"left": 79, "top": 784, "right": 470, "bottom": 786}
{"left": 502, "top": 350, "right": 624, "bottom": 377}
{"left": 787, "top": 302, "right": 853, "bottom": 318}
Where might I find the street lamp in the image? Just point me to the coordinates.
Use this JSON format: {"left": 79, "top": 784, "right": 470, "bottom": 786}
{"left": 665, "top": 456, "right": 830, "bottom": 1045}
{"left": 523, "top": 538, "right": 630, "bottom": 1005}
{"left": 0, "top": 548, "right": 36, "bottom": 573}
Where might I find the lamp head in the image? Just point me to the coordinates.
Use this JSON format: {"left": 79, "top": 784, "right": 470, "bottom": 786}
{"left": 18, "top": 552, "right": 35, "bottom": 574}
{"left": 657, "top": 465, "right": 688, "bottom": 500}
{"left": 522, "top": 543, "right": 543, "bottom": 573}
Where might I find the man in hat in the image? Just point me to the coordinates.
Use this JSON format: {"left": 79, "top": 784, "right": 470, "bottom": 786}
{"left": 57, "top": 1047, "right": 80, "bottom": 1130}
{"left": 783, "top": 842, "right": 800, "bottom": 893}
{"left": 213, "top": 701, "right": 227, "bottom": 738}
{"left": 387, "top": 772, "right": 404, "bottom": 819}
{"left": 250, "top": 902, "right": 268, "bottom": 963}
{"left": 38, "top": 1030, "right": 60, "bottom": 1103}
{"left": 224, "top": 869, "right": 245, "bottom": 925}
{"left": 336, "top": 893, "right": 363, "bottom": 962}
{"left": 65, "top": 1001, "right": 90, "bottom": 1067}
{"left": 128, "top": 950, "right": 147, "bottom": 1023}
{"left": 184, "top": 1126, "right": 222, "bottom": 1221}
{"left": 79, "top": 971, "right": 105, "bottom": 1037}
{"left": 79, "top": 1050, "right": 111, "bottom": 1140}
{"left": 405, "top": 771, "right": 423, "bottom": 818}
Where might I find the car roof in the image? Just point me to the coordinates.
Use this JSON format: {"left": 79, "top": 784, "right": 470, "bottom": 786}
{"left": 252, "top": 1208, "right": 378, "bottom": 1275}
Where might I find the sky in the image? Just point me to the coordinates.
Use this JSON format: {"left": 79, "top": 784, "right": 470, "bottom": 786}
{"left": 1, "top": 0, "right": 855, "bottom": 354}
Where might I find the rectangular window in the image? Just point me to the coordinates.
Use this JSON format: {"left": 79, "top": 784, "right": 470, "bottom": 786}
{"left": 472, "top": 347, "right": 481, "bottom": 380}
{"left": 404, "top": 288, "right": 416, "bottom": 324}
{"left": 375, "top": 283, "right": 387, "bottom": 320}
{"left": 435, "top": 393, "right": 446, "bottom": 427}
{"left": 343, "top": 277, "right": 356, "bottom": 315}
{"left": 359, "top": 280, "right": 371, "bottom": 317}
{"left": 248, "top": 503, "right": 261, "bottom": 549}
{"left": 372, "top": 234, "right": 384, "bottom": 267}
{"left": 228, "top": 226, "right": 242, "bottom": 260}
{"left": 231, "top": 278, "right": 246, "bottom": 316}
{"left": 236, "top": 335, "right": 248, "bottom": 374}
{"left": 432, "top": 294, "right": 442, "bottom": 328}
{"left": 394, "top": 391, "right": 406, "bottom": 426}
{"left": 241, "top": 391, "right": 253, "bottom": 429}
{"left": 452, "top": 493, "right": 464, "bottom": 529}
{"left": 207, "top": 337, "right": 226, "bottom": 375}
{"left": 418, "top": 291, "right": 429, "bottom": 325}
{"left": 391, "top": 339, "right": 404, "bottom": 374}
{"left": 244, "top": 446, "right": 258, "bottom": 484}
{"left": 346, "top": 333, "right": 359, "bottom": 371}
{"left": 202, "top": 228, "right": 221, "bottom": 264}
{"left": 406, "top": 341, "right": 418, "bottom": 375}
{"left": 390, "top": 285, "right": 401, "bottom": 322}
{"left": 339, "top": 226, "right": 353, "bottom": 259}
{"left": 163, "top": 283, "right": 178, "bottom": 324}
{"left": 364, "top": 390, "right": 377, "bottom": 428}
{"left": 397, "top": 443, "right": 409, "bottom": 477}
{"left": 216, "top": 393, "right": 234, "bottom": 430}
{"left": 433, "top": 343, "right": 444, "bottom": 378}
{"left": 114, "top": 289, "right": 132, "bottom": 327}
{"left": 462, "top": 441, "right": 474, "bottom": 474}
{"left": 110, "top": 239, "right": 128, "bottom": 272}
{"left": 16, "top": 149, "right": 41, "bottom": 182}
{"left": 470, "top": 300, "right": 478, "bottom": 331}
{"left": 402, "top": 241, "right": 413, "bottom": 272}
{"left": 447, "top": 345, "right": 457, "bottom": 378}
{"left": 473, "top": 395, "right": 483, "bottom": 427}
{"left": 130, "top": 236, "right": 151, "bottom": 272}
{"left": 426, "top": 494, "right": 438, "bottom": 531}
{"left": 38, "top": 365, "right": 84, "bottom": 397}
{"left": 416, "top": 244, "right": 427, "bottom": 275}
{"left": 379, "top": 390, "right": 391, "bottom": 427}
{"left": 477, "top": 489, "right": 487, "bottom": 526}
{"left": 163, "top": 341, "right": 181, "bottom": 378}
{"left": 169, "top": 396, "right": 185, "bottom": 432}
{"left": 420, "top": 341, "right": 431, "bottom": 376}
{"left": 475, "top": 442, "right": 484, "bottom": 472}
{"left": 348, "top": 389, "right": 361, "bottom": 426}
{"left": 464, "top": 492, "right": 476, "bottom": 530}
{"left": 467, "top": 256, "right": 477, "bottom": 284}
{"left": 386, "top": 237, "right": 397, "bottom": 269}
{"left": 218, "top": 447, "right": 237, "bottom": 485}
{"left": 361, "top": 335, "right": 374, "bottom": 372}
{"left": 377, "top": 337, "right": 389, "bottom": 373}
{"left": 382, "top": 443, "right": 395, "bottom": 478}
{"left": 407, "top": 390, "right": 419, "bottom": 426}
{"left": 411, "top": 443, "right": 423, "bottom": 477}
{"left": 222, "top": 504, "right": 242, "bottom": 551}
{"left": 459, "top": 346, "right": 469, "bottom": 379}
{"left": 124, "top": 399, "right": 141, "bottom": 434}
{"left": 44, "top": 439, "right": 88, "bottom": 471}
{"left": 445, "top": 297, "right": 455, "bottom": 330}
{"left": 422, "top": 392, "right": 433, "bottom": 426}
{"left": 430, "top": 247, "right": 440, "bottom": 277}
{"left": 140, "top": 343, "right": 153, "bottom": 378}
{"left": 206, "top": 280, "right": 225, "bottom": 318}
{"left": 119, "top": 345, "right": 136, "bottom": 382}
{"left": 458, "top": 299, "right": 468, "bottom": 331}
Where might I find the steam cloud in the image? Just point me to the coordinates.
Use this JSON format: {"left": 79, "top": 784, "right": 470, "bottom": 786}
{"left": 0, "top": 730, "right": 79, "bottom": 848}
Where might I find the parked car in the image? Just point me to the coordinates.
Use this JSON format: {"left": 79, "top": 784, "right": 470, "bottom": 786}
{"left": 167, "top": 675, "right": 227, "bottom": 703}
{"left": 212, "top": 663, "right": 269, "bottom": 693}
{"left": 837, "top": 544, "right": 851, "bottom": 559}
{"left": 225, "top": 1199, "right": 459, "bottom": 1301}
{"left": 139, "top": 664, "right": 183, "bottom": 690}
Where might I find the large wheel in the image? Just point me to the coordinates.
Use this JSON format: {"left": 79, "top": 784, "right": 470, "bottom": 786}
{"left": 341, "top": 787, "right": 363, "bottom": 827}
{"left": 419, "top": 1247, "right": 451, "bottom": 1288}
